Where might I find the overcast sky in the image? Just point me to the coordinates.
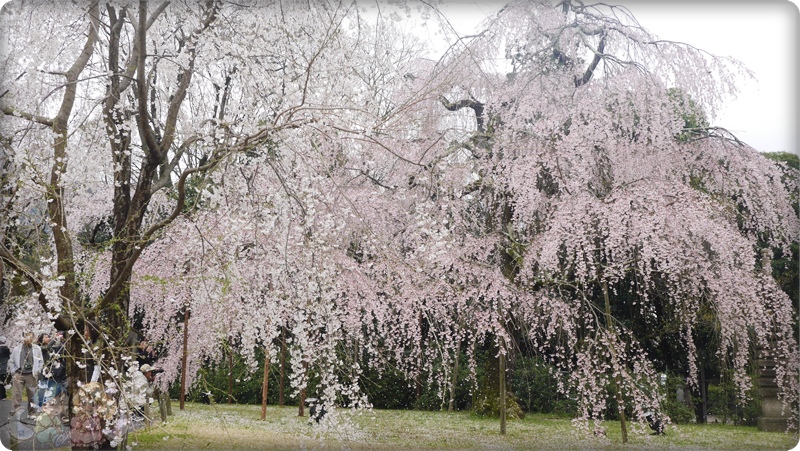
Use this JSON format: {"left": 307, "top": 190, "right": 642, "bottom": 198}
{"left": 618, "top": 1, "right": 797, "bottom": 155}
{"left": 1, "top": 0, "right": 796, "bottom": 154}
{"left": 438, "top": 1, "right": 798, "bottom": 155}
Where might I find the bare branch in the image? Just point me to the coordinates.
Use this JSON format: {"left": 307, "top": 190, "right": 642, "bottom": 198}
{"left": 136, "top": 0, "right": 162, "bottom": 160}
{"left": 0, "top": 106, "right": 53, "bottom": 127}
{"left": 575, "top": 32, "right": 605, "bottom": 87}
{"left": 151, "top": 135, "right": 204, "bottom": 192}
{"left": 0, "top": 239, "right": 71, "bottom": 330}
{"left": 46, "top": 0, "right": 100, "bottom": 310}
{"left": 0, "top": 239, "right": 41, "bottom": 291}
{"left": 160, "top": 0, "right": 220, "bottom": 155}
{"left": 119, "top": 0, "right": 170, "bottom": 93}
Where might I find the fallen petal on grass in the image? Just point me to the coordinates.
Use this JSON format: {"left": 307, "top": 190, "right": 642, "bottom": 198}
{"left": 129, "top": 402, "right": 799, "bottom": 450}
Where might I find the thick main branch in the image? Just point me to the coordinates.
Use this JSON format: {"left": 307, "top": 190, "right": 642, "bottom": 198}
{"left": 439, "top": 96, "right": 485, "bottom": 133}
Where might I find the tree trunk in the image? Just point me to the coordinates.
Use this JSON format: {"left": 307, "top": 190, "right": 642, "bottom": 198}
{"left": 40, "top": 0, "right": 99, "bottom": 436}
{"left": 179, "top": 304, "right": 190, "bottom": 410}
{"left": 261, "top": 347, "right": 270, "bottom": 420}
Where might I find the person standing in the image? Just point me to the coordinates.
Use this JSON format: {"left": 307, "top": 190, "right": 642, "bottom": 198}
{"left": 36, "top": 333, "right": 52, "bottom": 408}
{"left": 83, "top": 321, "right": 101, "bottom": 383}
{"left": 136, "top": 339, "right": 155, "bottom": 368}
{"left": 7, "top": 331, "right": 44, "bottom": 416}
{"left": 46, "top": 331, "right": 69, "bottom": 424}
{"left": 49, "top": 331, "right": 67, "bottom": 390}
{"left": 0, "top": 336, "right": 10, "bottom": 400}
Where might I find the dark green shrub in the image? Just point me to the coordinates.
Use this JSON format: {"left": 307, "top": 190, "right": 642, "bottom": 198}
{"left": 413, "top": 386, "right": 446, "bottom": 411}
{"left": 169, "top": 347, "right": 299, "bottom": 406}
{"left": 473, "top": 392, "right": 526, "bottom": 419}
{"left": 661, "top": 373, "right": 695, "bottom": 424}
{"left": 707, "top": 373, "right": 761, "bottom": 426}
{"left": 664, "top": 397, "right": 695, "bottom": 424}
{"left": 361, "top": 366, "right": 418, "bottom": 410}
{"left": 511, "top": 356, "right": 575, "bottom": 415}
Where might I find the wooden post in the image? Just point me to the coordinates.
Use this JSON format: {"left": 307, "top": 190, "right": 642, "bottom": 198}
{"left": 471, "top": 339, "right": 477, "bottom": 410}
{"left": 144, "top": 395, "right": 151, "bottom": 427}
{"left": 228, "top": 347, "right": 234, "bottom": 404}
{"left": 603, "top": 280, "right": 627, "bottom": 444}
{"left": 153, "top": 386, "right": 167, "bottom": 423}
{"left": 261, "top": 347, "right": 270, "bottom": 420}
{"left": 614, "top": 372, "right": 628, "bottom": 443}
{"left": 298, "top": 361, "right": 308, "bottom": 417}
{"left": 415, "top": 372, "right": 421, "bottom": 403}
{"left": 159, "top": 391, "right": 168, "bottom": 422}
{"left": 279, "top": 328, "right": 286, "bottom": 407}
{"left": 448, "top": 344, "right": 460, "bottom": 413}
{"left": 499, "top": 337, "right": 506, "bottom": 435}
{"left": 179, "top": 303, "right": 190, "bottom": 410}
{"left": 700, "top": 366, "right": 707, "bottom": 423}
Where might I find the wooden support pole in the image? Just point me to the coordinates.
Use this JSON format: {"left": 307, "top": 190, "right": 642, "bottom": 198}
{"left": 228, "top": 347, "right": 234, "bottom": 404}
{"left": 279, "top": 328, "right": 286, "bottom": 407}
{"left": 448, "top": 344, "right": 460, "bottom": 413}
{"left": 603, "top": 280, "right": 627, "bottom": 444}
{"left": 261, "top": 347, "right": 270, "bottom": 420}
{"left": 298, "top": 361, "right": 308, "bottom": 417}
{"left": 179, "top": 303, "right": 190, "bottom": 410}
{"left": 159, "top": 391, "right": 168, "bottom": 422}
{"left": 499, "top": 336, "right": 507, "bottom": 435}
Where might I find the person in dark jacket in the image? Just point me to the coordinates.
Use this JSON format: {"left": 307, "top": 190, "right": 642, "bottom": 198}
{"left": 136, "top": 339, "right": 155, "bottom": 368}
{"left": 0, "top": 335, "right": 10, "bottom": 399}
{"left": 48, "top": 331, "right": 67, "bottom": 387}
{"left": 82, "top": 320, "right": 102, "bottom": 383}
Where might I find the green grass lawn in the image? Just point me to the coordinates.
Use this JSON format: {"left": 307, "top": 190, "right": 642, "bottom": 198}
{"left": 129, "top": 402, "right": 799, "bottom": 450}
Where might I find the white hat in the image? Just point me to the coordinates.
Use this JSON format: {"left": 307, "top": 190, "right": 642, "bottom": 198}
{"left": 0, "top": 336, "right": 6, "bottom": 344}
{"left": 140, "top": 364, "right": 153, "bottom": 372}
